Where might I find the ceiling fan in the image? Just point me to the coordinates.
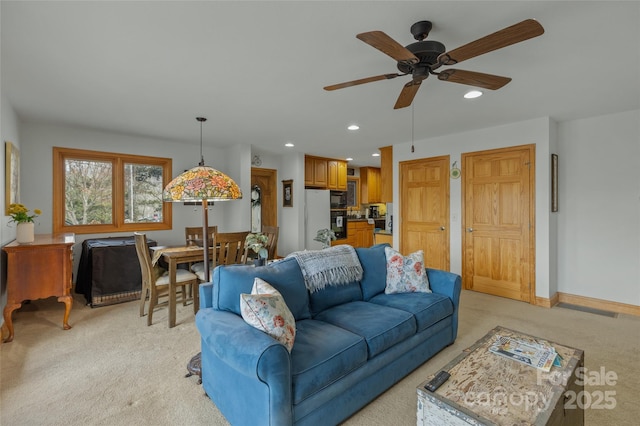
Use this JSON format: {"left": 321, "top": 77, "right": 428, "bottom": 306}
{"left": 324, "top": 19, "right": 544, "bottom": 109}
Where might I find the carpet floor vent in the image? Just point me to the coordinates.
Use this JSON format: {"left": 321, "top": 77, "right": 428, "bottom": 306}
{"left": 557, "top": 302, "right": 618, "bottom": 318}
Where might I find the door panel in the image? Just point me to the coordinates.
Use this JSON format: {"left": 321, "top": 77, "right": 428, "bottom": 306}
{"left": 462, "top": 145, "right": 534, "bottom": 302}
{"left": 251, "top": 168, "right": 277, "bottom": 229}
{"left": 400, "top": 156, "right": 450, "bottom": 270}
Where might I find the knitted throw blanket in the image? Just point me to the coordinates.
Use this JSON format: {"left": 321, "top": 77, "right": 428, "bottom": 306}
{"left": 288, "top": 245, "right": 363, "bottom": 293}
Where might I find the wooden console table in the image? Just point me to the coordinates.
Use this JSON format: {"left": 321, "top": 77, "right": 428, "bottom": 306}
{"left": 3, "top": 233, "right": 75, "bottom": 342}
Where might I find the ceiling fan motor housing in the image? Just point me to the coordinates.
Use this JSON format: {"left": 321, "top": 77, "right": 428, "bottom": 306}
{"left": 397, "top": 40, "right": 446, "bottom": 74}
{"left": 410, "top": 20, "right": 433, "bottom": 41}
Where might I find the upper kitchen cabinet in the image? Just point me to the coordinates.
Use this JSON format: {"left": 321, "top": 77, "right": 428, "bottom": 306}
{"left": 380, "top": 146, "right": 393, "bottom": 203}
{"left": 360, "top": 167, "right": 381, "bottom": 204}
{"left": 305, "top": 156, "right": 328, "bottom": 188}
{"left": 305, "top": 156, "right": 347, "bottom": 190}
{"left": 327, "top": 160, "right": 347, "bottom": 190}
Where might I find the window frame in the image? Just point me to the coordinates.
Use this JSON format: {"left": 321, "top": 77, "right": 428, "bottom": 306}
{"left": 53, "top": 147, "right": 173, "bottom": 234}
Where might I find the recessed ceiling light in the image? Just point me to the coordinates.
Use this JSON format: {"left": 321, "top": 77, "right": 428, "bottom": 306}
{"left": 464, "top": 90, "right": 483, "bottom": 99}
{"left": 346, "top": 157, "right": 353, "bottom": 161}
{"left": 347, "top": 124, "right": 360, "bottom": 131}
{"left": 284, "top": 142, "right": 294, "bottom": 147}
{"left": 372, "top": 153, "right": 380, "bottom": 157}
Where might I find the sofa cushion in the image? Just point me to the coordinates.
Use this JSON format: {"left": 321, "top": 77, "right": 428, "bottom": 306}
{"left": 368, "top": 292, "right": 453, "bottom": 333}
{"left": 213, "top": 257, "right": 311, "bottom": 320}
{"left": 291, "top": 319, "right": 367, "bottom": 404}
{"left": 309, "top": 280, "right": 363, "bottom": 317}
{"left": 356, "top": 244, "right": 389, "bottom": 301}
{"left": 384, "top": 246, "right": 431, "bottom": 294}
{"left": 240, "top": 278, "right": 296, "bottom": 352}
{"left": 314, "top": 301, "right": 416, "bottom": 359}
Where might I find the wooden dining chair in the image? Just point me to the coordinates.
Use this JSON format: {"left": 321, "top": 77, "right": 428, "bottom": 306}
{"left": 262, "top": 225, "right": 279, "bottom": 259}
{"left": 184, "top": 226, "right": 218, "bottom": 297}
{"left": 185, "top": 226, "right": 218, "bottom": 247}
{"left": 134, "top": 232, "right": 199, "bottom": 326}
{"left": 194, "top": 231, "right": 250, "bottom": 282}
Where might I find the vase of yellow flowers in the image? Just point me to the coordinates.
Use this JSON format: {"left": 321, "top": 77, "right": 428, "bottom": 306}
{"left": 8, "top": 203, "right": 41, "bottom": 244}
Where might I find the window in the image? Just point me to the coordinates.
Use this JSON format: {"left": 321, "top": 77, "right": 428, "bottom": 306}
{"left": 53, "top": 147, "right": 172, "bottom": 234}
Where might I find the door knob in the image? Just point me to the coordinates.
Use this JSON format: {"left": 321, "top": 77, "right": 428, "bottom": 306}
{"left": 440, "top": 226, "right": 446, "bottom": 231}
{"left": 467, "top": 228, "right": 474, "bottom": 232}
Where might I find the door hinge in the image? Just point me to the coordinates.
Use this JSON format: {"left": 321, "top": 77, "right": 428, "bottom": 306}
{"left": 524, "top": 161, "right": 531, "bottom": 169}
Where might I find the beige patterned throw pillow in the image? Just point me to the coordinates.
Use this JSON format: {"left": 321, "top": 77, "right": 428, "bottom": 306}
{"left": 240, "top": 278, "right": 296, "bottom": 352}
{"left": 384, "top": 246, "right": 431, "bottom": 294}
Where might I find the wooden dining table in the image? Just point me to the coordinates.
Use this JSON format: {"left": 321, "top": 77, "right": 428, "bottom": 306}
{"left": 150, "top": 245, "right": 214, "bottom": 328}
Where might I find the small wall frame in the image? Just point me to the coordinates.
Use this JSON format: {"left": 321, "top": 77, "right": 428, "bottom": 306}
{"left": 5, "top": 141, "right": 20, "bottom": 214}
{"left": 282, "top": 179, "right": 293, "bottom": 207}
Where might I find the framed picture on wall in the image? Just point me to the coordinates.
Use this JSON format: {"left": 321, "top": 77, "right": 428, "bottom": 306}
{"left": 5, "top": 141, "right": 20, "bottom": 214}
{"left": 282, "top": 179, "right": 293, "bottom": 207}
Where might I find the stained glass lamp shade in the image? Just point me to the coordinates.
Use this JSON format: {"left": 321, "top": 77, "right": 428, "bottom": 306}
{"left": 163, "top": 166, "right": 242, "bottom": 283}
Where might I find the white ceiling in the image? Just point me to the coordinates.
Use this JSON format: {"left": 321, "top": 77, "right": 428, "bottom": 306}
{"left": 2, "top": 1, "right": 639, "bottom": 167}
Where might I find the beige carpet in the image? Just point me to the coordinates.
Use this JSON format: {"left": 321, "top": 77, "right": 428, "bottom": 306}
{"left": 1, "top": 290, "right": 639, "bottom": 425}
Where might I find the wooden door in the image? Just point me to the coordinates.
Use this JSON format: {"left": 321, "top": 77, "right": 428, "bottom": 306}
{"left": 251, "top": 168, "right": 278, "bottom": 229}
{"left": 462, "top": 145, "right": 535, "bottom": 302}
{"left": 400, "top": 156, "right": 450, "bottom": 270}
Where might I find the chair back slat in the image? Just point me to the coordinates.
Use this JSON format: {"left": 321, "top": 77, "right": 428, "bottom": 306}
{"left": 185, "top": 226, "right": 218, "bottom": 247}
{"left": 262, "top": 225, "right": 279, "bottom": 259}
{"left": 214, "top": 231, "right": 250, "bottom": 265}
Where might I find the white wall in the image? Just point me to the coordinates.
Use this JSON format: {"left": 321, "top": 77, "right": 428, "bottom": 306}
{"left": 18, "top": 121, "right": 252, "bottom": 273}
{"left": 277, "top": 151, "right": 305, "bottom": 256}
{"left": 557, "top": 110, "right": 640, "bottom": 305}
{"left": 391, "top": 112, "right": 640, "bottom": 305}
{"left": 1, "top": 95, "right": 20, "bottom": 245}
{"left": 393, "top": 117, "right": 554, "bottom": 299}
{"left": 1, "top": 94, "right": 21, "bottom": 320}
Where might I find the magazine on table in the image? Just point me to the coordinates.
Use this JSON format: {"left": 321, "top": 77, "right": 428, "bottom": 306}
{"left": 489, "top": 335, "right": 557, "bottom": 372}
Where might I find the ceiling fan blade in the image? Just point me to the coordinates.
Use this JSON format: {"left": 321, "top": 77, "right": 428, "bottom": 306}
{"left": 437, "top": 69, "right": 511, "bottom": 90}
{"left": 437, "top": 19, "right": 544, "bottom": 65}
{"left": 357, "top": 31, "right": 419, "bottom": 64}
{"left": 324, "top": 73, "right": 402, "bottom": 91}
{"left": 394, "top": 80, "right": 422, "bottom": 109}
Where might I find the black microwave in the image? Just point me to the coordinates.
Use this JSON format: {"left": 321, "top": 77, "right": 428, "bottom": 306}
{"left": 330, "top": 191, "right": 347, "bottom": 209}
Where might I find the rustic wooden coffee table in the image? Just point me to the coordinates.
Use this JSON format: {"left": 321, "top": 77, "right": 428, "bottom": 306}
{"left": 417, "top": 326, "right": 584, "bottom": 425}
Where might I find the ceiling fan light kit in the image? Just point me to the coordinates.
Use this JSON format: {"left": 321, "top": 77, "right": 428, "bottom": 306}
{"left": 324, "top": 19, "right": 544, "bottom": 109}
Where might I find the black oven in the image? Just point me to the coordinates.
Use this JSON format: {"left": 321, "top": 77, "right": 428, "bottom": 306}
{"left": 330, "top": 191, "right": 347, "bottom": 209}
{"left": 330, "top": 210, "right": 347, "bottom": 239}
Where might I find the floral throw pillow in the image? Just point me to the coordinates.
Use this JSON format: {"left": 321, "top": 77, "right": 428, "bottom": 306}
{"left": 384, "top": 246, "right": 431, "bottom": 294}
{"left": 240, "top": 278, "right": 296, "bottom": 352}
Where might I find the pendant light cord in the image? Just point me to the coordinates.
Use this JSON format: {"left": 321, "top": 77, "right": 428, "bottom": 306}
{"left": 197, "top": 117, "right": 207, "bottom": 166}
{"left": 411, "top": 104, "right": 415, "bottom": 153}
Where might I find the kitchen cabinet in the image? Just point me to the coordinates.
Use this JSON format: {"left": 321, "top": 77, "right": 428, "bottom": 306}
{"left": 305, "top": 156, "right": 328, "bottom": 188}
{"left": 380, "top": 146, "right": 393, "bottom": 203}
{"left": 332, "top": 220, "right": 373, "bottom": 248}
{"left": 374, "top": 232, "right": 393, "bottom": 246}
{"left": 327, "top": 160, "right": 347, "bottom": 190}
{"left": 360, "top": 167, "right": 381, "bottom": 204}
{"left": 305, "top": 156, "right": 347, "bottom": 190}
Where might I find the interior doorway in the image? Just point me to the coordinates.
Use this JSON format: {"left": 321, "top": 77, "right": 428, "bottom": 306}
{"left": 399, "top": 155, "right": 450, "bottom": 271}
{"left": 461, "top": 144, "right": 535, "bottom": 302}
{"left": 251, "top": 168, "right": 278, "bottom": 230}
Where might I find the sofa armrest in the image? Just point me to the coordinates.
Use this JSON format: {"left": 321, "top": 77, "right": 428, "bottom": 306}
{"left": 426, "top": 268, "right": 462, "bottom": 342}
{"left": 199, "top": 282, "right": 214, "bottom": 309}
{"left": 195, "top": 308, "right": 293, "bottom": 425}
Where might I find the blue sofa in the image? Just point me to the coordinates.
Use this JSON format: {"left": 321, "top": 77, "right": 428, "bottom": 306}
{"left": 196, "top": 244, "right": 461, "bottom": 425}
